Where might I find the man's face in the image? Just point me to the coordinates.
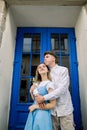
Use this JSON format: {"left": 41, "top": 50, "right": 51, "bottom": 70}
{"left": 44, "top": 54, "right": 55, "bottom": 65}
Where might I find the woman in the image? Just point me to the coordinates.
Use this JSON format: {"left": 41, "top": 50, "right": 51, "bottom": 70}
{"left": 24, "top": 63, "right": 56, "bottom": 130}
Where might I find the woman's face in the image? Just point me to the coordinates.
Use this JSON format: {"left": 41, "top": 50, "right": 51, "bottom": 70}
{"left": 37, "top": 63, "right": 48, "bottom": 75}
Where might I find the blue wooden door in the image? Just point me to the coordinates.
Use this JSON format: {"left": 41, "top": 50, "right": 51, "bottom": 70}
{"left": 8, "top": 27, "right": 82, "bottom": 130}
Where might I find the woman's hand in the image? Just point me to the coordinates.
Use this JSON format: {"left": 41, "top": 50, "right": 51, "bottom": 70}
{"left": 29, "top": 105, "right": 36, "bottom": 112}
{"left": 29, "top": 104, "right": 39, "bottom": 112}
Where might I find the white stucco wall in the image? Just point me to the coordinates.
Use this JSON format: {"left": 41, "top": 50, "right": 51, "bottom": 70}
{"left": 75, "top": 5, "right": 87, "bottom": 130}
{"left": 0, "top": 8, "right": 16, "bottom": 130}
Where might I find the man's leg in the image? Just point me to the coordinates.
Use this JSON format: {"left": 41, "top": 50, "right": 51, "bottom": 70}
{"left": 51, "top": 115, "right": 60, "bottom": 130}
{"left": 60, "top": 113, "right": 75, "bottom": 130}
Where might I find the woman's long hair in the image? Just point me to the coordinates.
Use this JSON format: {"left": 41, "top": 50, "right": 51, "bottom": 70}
{"left": 34, "top": 63, "right": 51, "bottom": 83}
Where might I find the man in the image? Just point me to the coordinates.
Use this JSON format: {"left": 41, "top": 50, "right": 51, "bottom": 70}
{"left": 31, "top": 51, "right": 75, "bottom": 130}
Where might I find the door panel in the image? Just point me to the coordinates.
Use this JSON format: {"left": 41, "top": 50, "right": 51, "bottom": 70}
{"left": 8, "top": 27, "right": 82, "bottom": 130}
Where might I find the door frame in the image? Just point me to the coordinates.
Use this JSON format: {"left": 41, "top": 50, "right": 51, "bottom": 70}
{"left": 8, "top": 27, "right": 82, "bottom": 130}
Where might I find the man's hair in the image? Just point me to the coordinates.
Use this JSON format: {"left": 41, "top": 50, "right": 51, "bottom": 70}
{"left": 44, "top": 51, "right": 57, "bottom": 59}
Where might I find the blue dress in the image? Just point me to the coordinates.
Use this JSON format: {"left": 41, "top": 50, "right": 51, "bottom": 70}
{"left": 24, "top": 83, "right": 53, "bottom": 130}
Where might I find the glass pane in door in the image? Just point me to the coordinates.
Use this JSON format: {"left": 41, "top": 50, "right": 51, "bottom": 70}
{"left": 19, "top": 33, "right": 40, "bottom": 103}
{"left": 51, "top": 34, "right": 60, "bottom": 64}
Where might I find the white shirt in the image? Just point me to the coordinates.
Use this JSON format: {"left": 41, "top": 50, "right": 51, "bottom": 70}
{"left": 44, "top": 64, "right": 74, "bottom": 117}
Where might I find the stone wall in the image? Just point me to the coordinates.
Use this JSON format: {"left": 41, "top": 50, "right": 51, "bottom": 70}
{"left": 0, "top": 0, "right": 7, "bottom": 46}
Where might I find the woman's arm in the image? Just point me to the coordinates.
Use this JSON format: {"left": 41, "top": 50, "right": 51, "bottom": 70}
{"left": 30, "top": 84, "right": 37, "bottom": 100}
{"left": 29, "top": 88, "right": 56, "bottom": 112}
